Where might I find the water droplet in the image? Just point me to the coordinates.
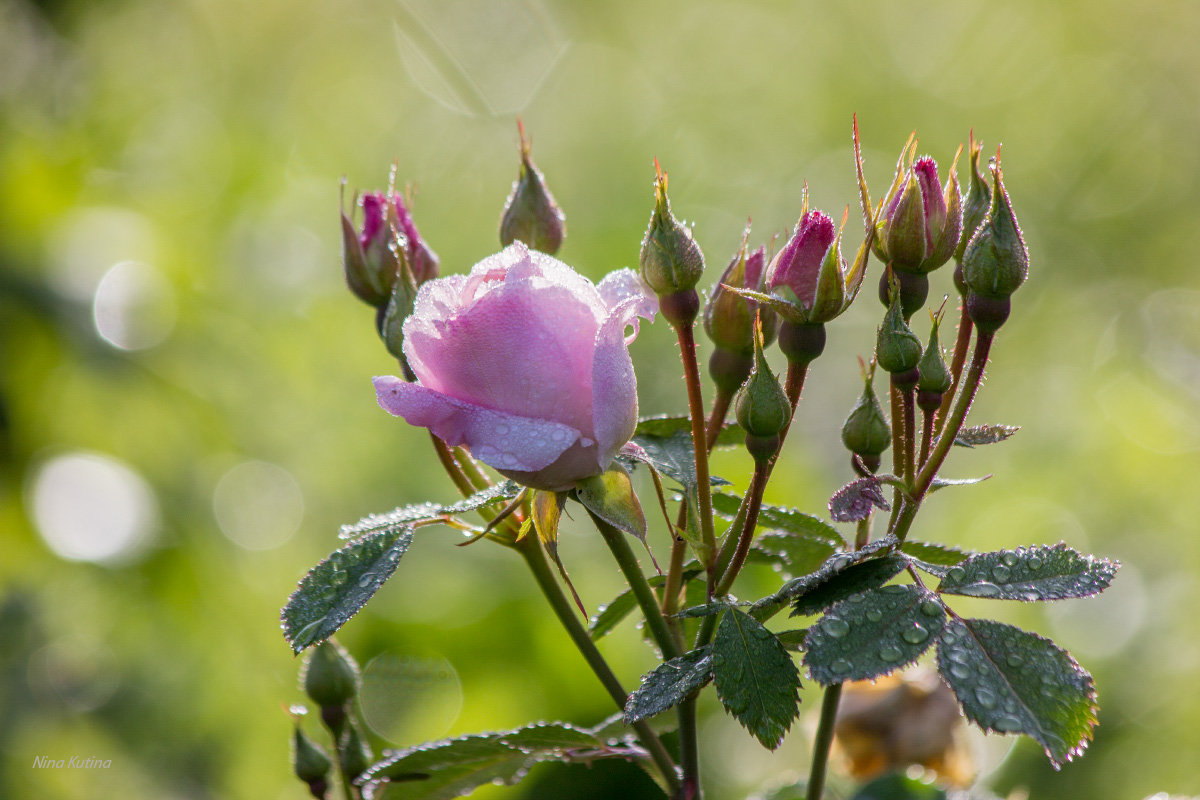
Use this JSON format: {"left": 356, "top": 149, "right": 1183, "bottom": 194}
{"left": 495, "top": 423, "right": 510, "bottom": 436}
{"left": 975, "top": 688, "right": 998, "bottom": 709}
{"left": 946, "top": 567, "right": 966, "bottom": 582}
{"left": 994, "top": 715, "right": 1022, "bottom": 733}
{"left": 920, "top": 599, "right": 943, "bottom": 617}
{"left": 1002, "top": 552, "right": 1019, "bottom": 566}
{"left": 866, "top": 608, "right": 883, "bottom": 622}
{"left": 949, "top": 662, "right": 970, "bottom": 680}
{"left": 1028, "top": 556, "right": 1043, "bottom": 570}
{"left": 880, "top": 584, "right": 907, "bottom": 595}
{"left": 901, "top": 624, "right": 929, "bottom": 644}
{"left": 823, "top": 617, "right": 850, "bottom": 639}
{"left": 879, "top": 645, "right": 902, "bottom": 662}
{"left": 320, "top": 586, "right": 337, "bottom": 602}
{"left": 971, "top": 582, "right": 1001, "bottom": 597}
{"left": 1006, "top": 653, "right": 1024, "bottom": 668}
{"left": 358, "top": 572, "right": 375, "bottom": 588}
{"left": 330, "top": 569, "right": 348, "bottom": 587}
{"left": 830, "top": 658, "right": 851, "bottom": 674}
{"left": 992, "top": 565, "right": 1011, "bottom": 582}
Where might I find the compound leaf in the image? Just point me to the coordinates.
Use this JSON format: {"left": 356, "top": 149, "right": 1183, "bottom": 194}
{"left": 937, "top": 543, "right": 1118, "bottom": 601}
{"left": 712, "top": 608, "right": 800, "bottom": 749}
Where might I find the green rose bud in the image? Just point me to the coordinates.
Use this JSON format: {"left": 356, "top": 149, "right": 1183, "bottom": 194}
{"left": 735, "top": 322, "right": 792, "bottom": 463}
{"left": 639, "top": 160, "right": 705, "bottom": 319}
{"left": 916, "top": 311, "right": 953, "bottom": 412}
{"left": 303, "top": 640, "right": 359, "bottom": 710}
{"left": 292, "top": 726, "right": 331, "bottom": 798}
{"left": 876, "top": 278, "right": 923, "bottom": 379}
{"left": 499, "top": 120, "right": 566, "bottom": 255}
{"left": 841, "top": 364, "right": 891, "bottom": 474}
{"left": 963, "top": 152, "right": 1028, "bottom": 334}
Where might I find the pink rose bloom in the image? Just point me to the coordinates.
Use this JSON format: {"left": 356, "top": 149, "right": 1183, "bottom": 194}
{"left": 374, "top": 242, "right": 657, "bottom": 491}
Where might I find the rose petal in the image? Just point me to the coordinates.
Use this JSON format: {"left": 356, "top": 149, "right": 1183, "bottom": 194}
{"left": 402, "top": 274, "right": 599, "bottom": 430}
{"left": 590, "top": 295, "right": 646, "bottom": 470}
{"left": 598, "top": 268, "right": 658, "bottom": 343}
{"left": 374, "top": 376, "right": 582, "bottom": 472}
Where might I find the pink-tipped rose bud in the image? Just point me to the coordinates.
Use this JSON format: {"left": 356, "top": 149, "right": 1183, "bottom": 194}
{"left": 873, "top": 153, "right": 962, "bottom": 276}
{"left": 374, "top": 242, "right": 658, "bottom": 491}
{"left": 342, "top": 190, "right": 440, "bottom": 308}
{"left": 765, "top": 209, "right": 861, "bottom": 326}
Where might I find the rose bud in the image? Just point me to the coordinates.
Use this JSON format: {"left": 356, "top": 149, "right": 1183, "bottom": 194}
{"left": 499, "top": 121, "right": 566, "bottom": 255}
{"left": 876, "top": 277, "right": 923, "bottom": 386}
{"left": 916, "top": 312, "right": 952, "bottom": 413}
{"left": 303, "top": 640, "right": 359, "bottom": 709}
{"left": 639, "top": 160, "right": 705, "bottom": 325}
{"left": 954, "top": 133, "right": 992, "bottom": 269}
{"left": 374, "top": 242, "right": 658, "bottom": 492}
{"left": 338, "top": 723, "right": 372, "bottom": 782}
{"left": 292, "top": 725, "right": 331, "bottom": 799}
{"left": 735, "top": 321, "right": 791, "bottom": 464}
{"left": 963, "top": 152, "right": 1028, "bottom": 334}
{"left": 841, "top": 364, "right": 891, "bottom": 474}
{"left": 342, "top": 189, "right": 440, "bottom": 308}
{"left": 704, "top": 232, "right": 774, "bottom": 395}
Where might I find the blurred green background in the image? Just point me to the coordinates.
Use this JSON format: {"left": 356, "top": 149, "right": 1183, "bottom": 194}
{"left": 2, "top": 0, "right": 1198, "bottom": 798}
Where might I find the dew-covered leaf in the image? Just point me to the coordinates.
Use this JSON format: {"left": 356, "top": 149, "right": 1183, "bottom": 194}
{"left": 747, "top": 532, "right": 839, "bottom": 579}
{"left": 750, "top": 536, "right": 898, "bottom": 620}
{"left": 282, "top": 528, "right": 413, "bottom": 653}
{"left": 936, "top": 617, "right": 1097, "bottom": 767}
{"left": 900, "top": 540, "right": 969, "bottom": 567}
{"left": 712, "top": 608, "right": 801, "bottom": 749}
{"left": 789, "top": 553, "right": 910, "bottom": 617}
{"left": 829, "top": 476, "right": 890, "bottom": 522}
{"left": 624, "top": 647, "right": 714, "bottom": 724}
{"left": 804, "top": 585, "right": 946, "bottom": 686}
{"left": 954, "top": 424, "right": 1020, "bottom": 448}
{"left": 635, "top": 414, "right": 744, "bottom": 448}
{"left": 713, "top": 491, "right": 844, "bottom": 546}
{"left": 359, "top": 722, "right": 628, "bottom": 799}
{"left": 339, "top": 481, "right": 521, "bottom": 540}
{"left": 937, "top": 543, "right": 1118, "bottom": 601}
{"left": 589, "top": 567, "right": 703, "bottom": 641}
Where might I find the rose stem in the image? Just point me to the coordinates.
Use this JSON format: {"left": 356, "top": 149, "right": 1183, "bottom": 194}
{"left": 588, "top": 511, "right": 695, "bottom": 794}
{"left": 698, "top": 363, "right": 809, "bottom": 649}
{"left": 918, "top": 403, "right": 936, "bottom": 469}
{"left": 902, "top": 385, "right": 916, "bottom": 486}
{"left": 674, "top": 324, "right": 719, "bottom": 583}
{"left": 807, "top": 515, "right": 870, "bottom": 800}
{"left": 805, "top": 683, "right": 844, "bottom": 800}
{"left": 661, "top": 388, "right": 732, "bottom": 627}
{"left": 884, "top": 380, "right": 905, "bottom": 534}
{"left": 515, "top": 534, "right": 680, "bottom": 793}
{"left": 935, "top": 301, "right": 973, "bottom": 436}
{"left": 890, "top": 330, "right": 994, "bottom": 543}
{"left": 714, "top": 461, "right": 769, "bottom": 595}
{"left": 430, "top": 434, "right": 476, "bottom": 497}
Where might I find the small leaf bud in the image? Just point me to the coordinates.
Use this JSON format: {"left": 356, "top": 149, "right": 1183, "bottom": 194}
{"left": 499, "top": 121, "right": 566, "bottom": 254}
{"left": 876, "top": 279, "right": 923, "bottom": 376}
{"left": 639, "top": 160, "right": 705, "bottom": 298}
{"left": 735, "top": 322, "right": 791, "bottom": 463}
{"left": 963, "top": 153, "right": 1028, "bottom": 332}
{"left": 292, "top": 726, "right": 332, "bottom": 798}
{"left": 303, "top": 640, "right": 359, "bottom": 710}
{"left": 841, "top": 365, "right": 891, "bottom": 473}
{"left": 916, "top": 311, "right": 953, "bottom": 412}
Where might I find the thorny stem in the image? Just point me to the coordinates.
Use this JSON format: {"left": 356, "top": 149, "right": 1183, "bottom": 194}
{"left": 430, "top": 434, "right": 475, "bottom": 498}
{"left": 891, "top": 330, "right": 995, "bottom": 543}
{"left": 805, "top": 683, "right": 844, "bottom": 800}
{"left": 936, "top": 301, "right": 973, "bottom": 436}
{"left": 515, "top": 535, "right": 680, "bottom": 794}
{"left": 674, "top": 324, "right": 719, "bottom": 582}
{"left": 885, "top": 382, "right": 904, "bottom": 534}
{"left": 919, "top": 404, "right": 936, "bottom": 469}
{"left": 902, "top": 385, "right": 916, "bottom": 487}
{"left": 715, "top": 461, "right": 769, "bottom": 595}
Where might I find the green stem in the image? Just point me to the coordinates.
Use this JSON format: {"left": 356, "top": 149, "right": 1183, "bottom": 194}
{"left": 935, "top": 301, "right": 973, "bottom": 436}
{"left": 430, "top": 434, "right": 476, "bottom": 498}
{"left": 918, "top": 404, "right": 935, "bottom": 469}
{"left": 715, "top": 461, "right": 769, "bottom": 595}
{"left": 591, "top": 513, "right": 681, "bottom": 660}
{"left": 516, "top": 535, "right": 679, "bottom": 793}
{"left": 806, "top": 682, "right": 843, "bottom": 800}
{"left": 854, "top": 515, "right": 870, "bottom": 551}
{"left": 674, "top": 324, "right": 718, "bottom": 577}
{"left": 892, "top": 330, "right": 994, "bottom": 542}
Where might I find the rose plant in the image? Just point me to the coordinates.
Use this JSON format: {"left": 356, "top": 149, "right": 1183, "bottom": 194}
{"left": 282, "top": 121, "right": 1118, "bottom": 800}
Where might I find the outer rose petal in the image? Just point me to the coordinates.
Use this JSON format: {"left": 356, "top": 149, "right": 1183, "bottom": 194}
{"left": 591, "top": 295, "right": 650, "bottom": 469}
{"left": 374, "top": 376, "right": 582, "bottom": 473}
